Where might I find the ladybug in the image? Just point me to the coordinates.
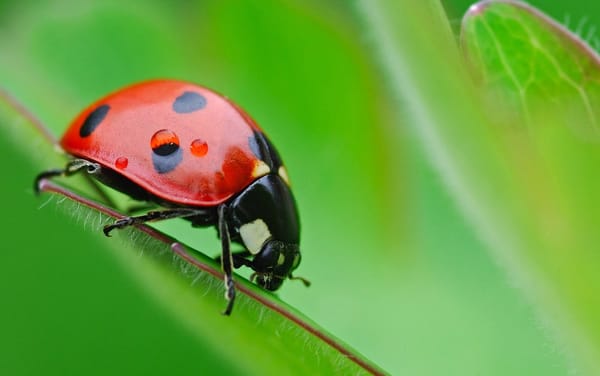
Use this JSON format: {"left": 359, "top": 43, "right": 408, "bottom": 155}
{"left": 35, "top": 79, "right": 308, "bottom": 315}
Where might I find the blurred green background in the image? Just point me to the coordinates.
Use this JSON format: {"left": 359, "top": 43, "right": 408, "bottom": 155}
{"left": 1, "top": 0, "right": 599, "bottom": 374}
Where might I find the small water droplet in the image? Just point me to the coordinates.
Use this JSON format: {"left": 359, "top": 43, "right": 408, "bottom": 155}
{"left": 190, "top": 139, "right": 208, "bottom": 157}
{"left": 115, "top": 156, "right": 128, "bottom": 170}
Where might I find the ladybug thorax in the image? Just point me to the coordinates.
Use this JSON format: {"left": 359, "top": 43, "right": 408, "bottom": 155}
{"left": 60, "top": 80, "right": 269, "bottom": 206}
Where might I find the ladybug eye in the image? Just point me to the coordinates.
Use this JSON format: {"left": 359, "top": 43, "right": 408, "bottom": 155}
{"left": 151, "top": 129, "right": 180, "bottom": 156}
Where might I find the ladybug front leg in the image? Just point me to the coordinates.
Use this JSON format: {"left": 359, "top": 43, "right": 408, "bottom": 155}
{"left": 218, "top": 204, "right": 236, "bottom": 316}
{"left": 34, "top": 158, "right": 101, "bottom": 194}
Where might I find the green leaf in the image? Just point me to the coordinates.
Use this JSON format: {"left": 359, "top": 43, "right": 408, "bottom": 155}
{"left": 462, "top": 0, "right": 600, "bottom": 133}
{"left": 0, "top": 89, "right": 384, "bottom": 375}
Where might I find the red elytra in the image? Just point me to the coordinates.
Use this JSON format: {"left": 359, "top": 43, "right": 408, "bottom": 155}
{"left": 60, "top": 80, "right": 264, "bottom": 206}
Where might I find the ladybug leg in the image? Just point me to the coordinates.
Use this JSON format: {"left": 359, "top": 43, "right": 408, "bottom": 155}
{"left": 218, "top": 204, "right": 236, "bottom": 316}
{"left": 34, "top": 158, "right": 100, "bottom": 194}
{"left": 103, "top": 208, "right": 203, "bottom": 236}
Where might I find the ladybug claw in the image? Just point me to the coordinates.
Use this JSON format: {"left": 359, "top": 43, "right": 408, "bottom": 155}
{"left": 33, "top": 169, "right": 65, "bottom": 195}
{"left": 222, "top": 299, "right": 234, "bottom": 316}
{"left": 103, "top": 225, "right": 115, "bottom": 237}
{"left": 103, "top": 217, "right": 138, "bottom": 236}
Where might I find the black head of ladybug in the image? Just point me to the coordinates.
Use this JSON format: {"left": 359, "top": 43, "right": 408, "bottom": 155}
{"left": 251, "top": 241, "right": 301, "bottom": 291}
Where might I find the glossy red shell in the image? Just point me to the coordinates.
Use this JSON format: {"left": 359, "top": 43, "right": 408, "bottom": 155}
{"left": 60, "top": 80, "right": 266, "bottom": 206}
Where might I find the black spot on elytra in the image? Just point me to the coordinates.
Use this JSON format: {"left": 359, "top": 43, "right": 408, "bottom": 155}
{"left": 172, "top": 91, "right": 207, "bottom": 113}
{"left": 152, "top": 148, "right": 183, "bottom": 174}
{"left": 79, "top": 104, "right": 110, "bottom": 137}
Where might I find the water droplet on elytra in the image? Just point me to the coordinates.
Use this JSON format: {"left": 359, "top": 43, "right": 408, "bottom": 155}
{"left": 190, "top": 139, "right": 208, "bottom": 157}
{"left": 115, "top": 156, "right": 128, "bottom": 170}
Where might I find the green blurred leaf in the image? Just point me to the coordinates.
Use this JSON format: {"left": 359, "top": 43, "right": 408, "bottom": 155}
{"left": 360, "top": 0, "right": 600, "bottom": 373}
{"left": 460, "top": 1, "right": 600, "bottom": 371}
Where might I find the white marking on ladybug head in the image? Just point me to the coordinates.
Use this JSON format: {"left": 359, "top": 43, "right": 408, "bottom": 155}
{"left": 278, "top": 166, "right": 290, "bottom": 185}
{"left": 252, "top": 160, "right": 270, "bottom": 179}
{"left": 239, "top": 218, "right": 272, "bottom": 255}
{"left": 276, "top": 252, "right": 286, "bottom": 266}
{"left": 292, "top": 253, "right": 300, "bottom": 269}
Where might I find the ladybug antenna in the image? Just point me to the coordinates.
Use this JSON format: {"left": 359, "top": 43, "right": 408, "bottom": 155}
{"left": 289, "top": 274, "right": 311, "bottom": 287}
{"left": 34, "top": 158, "right": 101, "bottom": 194}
